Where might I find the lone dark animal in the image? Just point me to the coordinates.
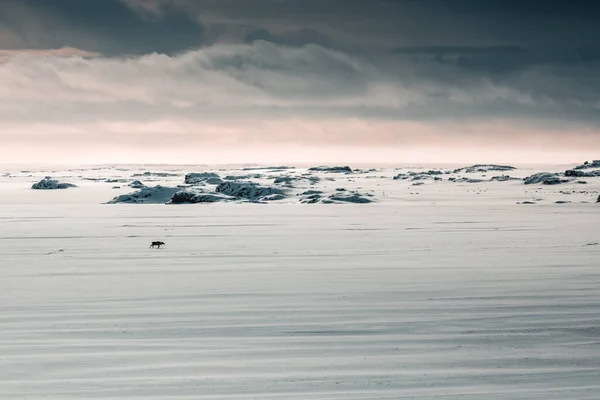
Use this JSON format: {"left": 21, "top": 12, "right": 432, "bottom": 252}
{"left": 150, "top": 241, "right": 165, "bottom": 249}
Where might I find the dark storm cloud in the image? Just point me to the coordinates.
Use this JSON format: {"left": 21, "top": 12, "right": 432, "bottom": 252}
{"left": 1, "top": 0, "right": 599, "bottom": 163}
{"left": 118, "top": 0, "right": 600, "bottom": 48}
{"left": 0, "top": 0, "right": 203, "bottom": 55}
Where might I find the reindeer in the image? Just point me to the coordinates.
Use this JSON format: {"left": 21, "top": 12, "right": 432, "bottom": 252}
{"left": 150, "top": 241, "right": 165, "bottom": 249}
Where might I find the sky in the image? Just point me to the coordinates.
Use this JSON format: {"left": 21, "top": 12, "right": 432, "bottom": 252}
{"left": 1, "top": 0, "right": 600, "bottom": 164}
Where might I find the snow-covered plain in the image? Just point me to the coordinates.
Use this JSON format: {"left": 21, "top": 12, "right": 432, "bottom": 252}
{"left": 1, "top": 163, "right": 599, "bottom": 399}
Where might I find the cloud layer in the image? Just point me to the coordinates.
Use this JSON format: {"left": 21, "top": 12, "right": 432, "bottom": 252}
{"left": 1, "top": 0, "right": 599, "bottom": 163}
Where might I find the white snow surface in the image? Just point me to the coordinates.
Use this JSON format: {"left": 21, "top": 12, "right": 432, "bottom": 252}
{"left": 0, "top": 163, "right": 600, "bottom": 399}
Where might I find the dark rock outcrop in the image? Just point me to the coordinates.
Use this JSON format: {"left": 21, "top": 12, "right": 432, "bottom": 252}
{"left": 565, "top": 169, "right": 600, "bottom": 177}
{"left": 308, "top": 166, "right": 353, "bottom": 173}
{"left": 328, "top": 194, "right": 373, "bottom": 203}
{"left": 184, "top": 172, "right": 222, "bottom": 185}
{"left": 169, "top": 191, "right": 229, "bottom": 204}
{"left": 489, "top": 175, "right": 515, "bottom": 182}
{"left": 31, "top": 177, "right": 77, "bottom": 190}
{"left": 524, "top": 173, "right": 567, "bottom": 185}
{"left": 129, "top": 180, "right": 145, "bottom": 188}
{"left": 107, "top": 186, "right": 180, "bottom": 204}
{"left": 215, "top": 181, "right": 285, "bottom": 201}
{"left": 453, "top": 164, "right": 516, "bottom": 174}
{"left": 132, "top": 171, "right": 179, "bottom": 177}
{"left": 573, "top": 160, "right": 600, "bottom": 170}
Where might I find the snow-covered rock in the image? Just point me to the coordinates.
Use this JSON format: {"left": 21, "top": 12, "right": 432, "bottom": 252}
{"left": 274, "top": 175, "right": 320, "bottom": 186}
{"left": 184, "top": 172, "right": 222, "bottom": 185}
{"left": 523, "top": 173, "right": 566, "bottom": 185}
{"left": 393, "top": 171, "right": 443, "bottom": 181}
{"left": 449, "top": 177, "right": 485, "bottom": 183}
{"left": 225, "top": 174, "right": 264, "bottom": 181}
{"left": 565, "top": 169, "right": 600, "bottom": 177}
{"left": 215, "top": 181, "right": 285, "bottom": 201}
{"left": 453, "top": 164, "right": 516, "bottom": 173}
{"left": 107, "top": 186, "right": 179, "bottom": 204}
{"left": 489, "top": 175, "right": 517, "bottom": 182}
{"left": 132, "top": 171, "right": 179, "bottom": 177}
{"left": 31, "top": 177, "right": 77, "bottom": 190}
{"left": 328, "top": 194, "right": 373, "bottom": 203}
{"left": 129, "top": 180, "right": 145, "bottom": 188}
{"left": 169, "top": 191, "right": 230, "bottom": 204}
{"left": 308, "top": 166, "right": 353, "bottom": 173}
{"left": 573, "top": 160, "right": 600, "bottom": 170}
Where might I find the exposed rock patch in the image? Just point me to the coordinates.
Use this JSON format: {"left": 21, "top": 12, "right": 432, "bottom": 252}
{"left": 184, "top": 172, "right": 223, "bottom": 185}
{"left": 449, "top": 177, "right": 485, "bottom": 183}
{"left": 453, "top": 164, "right": 515, "bottom": 174}
{"left": 328, "top": 194, "right": 373, "bottom": 203}
{"left": 308, "top": 166, "right": 353, "bottom": 173}
{"left": 215, "top": 181, "right": 285, "bottom": 201}
{"left": 107, "top": 186, "right": 180, "bottom": 204}
{"left": 573, "top": 160, "right": 600, "bottom": 170}
{"left": 129, "top": 180, "right": 145, "bottom": 189}
{"left": 565, "top": 169, "right": 600, "bottom": 178}
{"left": 490, "top": 175, "right": 517, "bottom": 182}
{"left": 394, "top": 171, "right": 443, "bottom": 181}
{"left": 523, "top": 173, "right": 567, "bottom": 185}
{"left": 169, "top": 191, "right": 230, "bottom": 204}
{"left": 32, "top": 177, "right": 77, "bottom": 190}
{"left": 273, "top": 175, "right": 320, "bottom": 186}
{"left": 225, "top": 174, "right": 263, "bottom": 181}
{"left": 132, "top": 171, "right": 179, "bottom": 177}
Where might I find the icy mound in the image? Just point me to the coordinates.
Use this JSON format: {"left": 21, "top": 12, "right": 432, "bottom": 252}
{"left": 169, "top": 191, "right": 230, "bottom": 204}
{"left": 300, "top": 190, "right": 323, "bottom": 195}
{"left": 565, "top": 169, "right": 600, "bottom": 177}
{"left": 31, "top": 177, "right": 77, "bottom": 190}
{"left": 129, "top": 180, "right": 145, "bottom": 188}
{"left": 328, "top": 194, "right": 373, "bottom": 203}
{"left": 453, "top": 164, "right": 516, "bottom": 173}
{"left": 524, "top": 172, "right": 566, "bottom": 185}
{"left": 215, "top": 181, "right": 286, "bottom": 201}
{"left": 573, "top": 160, "right": 600, "bottom": 170}
{"left": 274, "top": 175, "right": 320, "bottom": 186}
{"left": 394, "top": 171, "right": 443, "bottom": 181}
{"left": 489, "top": 175, "right": 517, "bottom": 182}
{"left": 132, "top": 171, "right": 179, "bottom": 177}
{"left": 107, "top": 186, "right": 180, "bottom": 204}
{"left": 225, "top": 174, "right": 263, "bottom": 181}
{"left": 308, "top": 166, "right": 353, "bottom": 173}
{"left": 298, "top": 189, "right": 373, "bottom": 204}
{"left": 184, "top": 172, "right": 223, "bottom": 185}
{"left": 449, "top": 177, "right": 485, "bottom": 183}
{"left": 298, "top": 190, "right": 324, "bottom": 204}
